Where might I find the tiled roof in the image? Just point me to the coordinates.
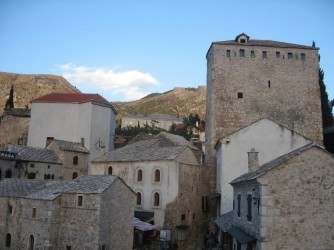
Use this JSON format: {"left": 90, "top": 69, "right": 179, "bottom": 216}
{"left": 230, "top": 143, "right": 314, "bottom": 184}
{"left": 212, "top": 39, "right": 316, "bottom": 50}
{"left": 93, "top": 132, "right": 198, "bottom": 162}
{"left": 51, "top": 139, "right": 89, "bottom": 153}
{"left": 31, "top": 93, "right": 117, "bottom": 114}
{"left": 26, "top": 175, "right": 118, "bottom": 200}
{"left": 7, "top": 144, "right": 61, "bottom": 164}
{"left": 0, "top": 175, "right": 118, "bottom": 200}
{"left": 6, "top": 108, "right": 31, "bottom": 117}
{"left": 0, "top": 179, "right": 48, "bottom": 198}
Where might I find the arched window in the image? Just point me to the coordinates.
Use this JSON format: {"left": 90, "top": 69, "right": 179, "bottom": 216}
{"left": 108, "top": 166, "right": 113, "bottom": 175}
{"left": 5, "top": 233, "right": 11, "bottom": 247}
{"left": 154, "top": 169, "right": 160, "bottom": 182}
{"left": 73, "top": 156, "right": 78, "bottom": 165}
{"left": 137, "top": 169, "right": 143, "bottom": 182}
{"left": 5, "top": 169, "right": 12, "bottom": 178}
{"left": 154, "top": 192, "right": 160, "bottom": 206}
{"left": 72, "top": 172, "right": 78, "bottom": 179}
{"left": 136, "top": 192, "right": 142, "bottom": 205}
{"left": 28, "top": 234, "right": 34, "bottom": 250}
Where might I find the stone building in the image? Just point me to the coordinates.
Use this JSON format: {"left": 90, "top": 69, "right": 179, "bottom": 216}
{"left": 0, "top": 175, "right": 135, "bottom": 249}
{"left": 27, "top": 93, "right": 117, "bottom": 171}
{"left": 0, "top": 108, "right": 30, "bottom": 147}
{"left": 205, "top": 33, "right": 322, "bottom": 167}
{"left": 228, "top": 144, "right": 334, "bottom": 249}
{"left": 91, "top": 132, "right": 212, "bottom": 248}
{"left": 1, "top": 144, "right": 61, "bottom": 180}
{"left": 121, "top": 114, "right": 184, "bottom": 130}
{"left": 46, "top": 139, "right": 89, "bottom": 179}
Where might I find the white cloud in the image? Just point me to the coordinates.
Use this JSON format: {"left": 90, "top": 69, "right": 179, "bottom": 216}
{"left": 57, "top": 63, "right": 159, "bottom": 101}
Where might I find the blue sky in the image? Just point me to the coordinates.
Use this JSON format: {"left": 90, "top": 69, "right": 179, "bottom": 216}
{"left": 0, "top": 0, "right": 333, "bottom": 102}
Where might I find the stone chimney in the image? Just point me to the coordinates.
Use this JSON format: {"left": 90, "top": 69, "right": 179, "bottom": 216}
{"left": 248, "top": 148, "right": 259, "bottom": 172}
{"left": 80, "top": 138, "right": 85, "bottom": 147}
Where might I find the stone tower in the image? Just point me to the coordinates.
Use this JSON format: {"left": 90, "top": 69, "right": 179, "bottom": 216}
{"left": 205, "top": 33, "right": 322, "bottom": 166}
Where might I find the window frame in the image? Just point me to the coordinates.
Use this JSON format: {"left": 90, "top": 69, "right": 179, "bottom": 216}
{"left": 239, "top": 49, "right": 245, "bottom": 58}
{"left": 73, "top": 156, "right": 79, "bottom": 165}
{"left": 262, "top": 51, "right": 267, "bottom": 59}
{"left": 108, "top": 166, "right": 113, "bottom": 175}
{"left": 153, "top": 192, "right": 160, "bottom": 207}
{"left": 136, "top": 192, "right": 142, "bottom": 206}
{"left": 237, "top": 193, "right": 241, "bottom": 217}
{"left": 137, "top": 169, "right": 143, "bottom": 182}
{"left": 77, "top": 195, "right": 84, "bottom": 207}
{"left": 247, "top": 194, "right": 252, "bottom": 222}
{"left": 5, "top": 233, "right": 11, "bottom": 247}
{"left": 154, "top": 169, "right": 161, "bottom": 182}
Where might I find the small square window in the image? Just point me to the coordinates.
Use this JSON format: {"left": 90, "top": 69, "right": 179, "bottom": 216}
{"left": 262, "top": 51, "right": 267, "bottom": 59}
{"left": 237, "top": 92, "right": 243, "bottom": 99}
{"left": 30, "top": 164, "right": 35, "bottom": 168}
{"left": 301, "top": 53, "right": 305, "bottom": 61}
{"left": 251, "top": 51, "right": 255, "bottom": 58}
{"left": 276, "top": 51, "right": 280, "bottom": 58}
{"left": 226, "top": 50, "right": 231, "bottom": 57}
{"left": 288, "top": 52, "right": 293, "bottom": 59}
{"left": 77, "top": 195, "right": 83, "bottom": 206}
{"left": 239, "top": 49, "right": 245, "bottom": 57}
{"left": 181, "top": 214, "right": 186, "bottom": 220}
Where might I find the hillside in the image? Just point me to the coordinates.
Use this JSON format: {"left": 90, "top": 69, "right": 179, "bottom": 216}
{"left": 113, "top": 86, "right": 207, "bottom": 121}
{"left": 0, "top": 72, "right": 80, "bottom": 115}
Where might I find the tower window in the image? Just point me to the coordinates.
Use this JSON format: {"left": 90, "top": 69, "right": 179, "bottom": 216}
{"left": 237, "top": 92, "right": 243, "bottom": 99}
{"left": 268, "top": 80, "right": 271, "bottom": 88}
{"left": 226, "top": 50, "right": 231, "bottom": 57}
{"left": 108, "top": 166, "right": 113, "bottom": 175}
{"left": 239, "top": 49, "right": 245, "bottom": 57}
{"left": 262, "top": 51, "right": 267, "bottom": 59}
{"left": 251, "top": 51, "right": 255, "bottom": 58}
{"left": 301, "top": 53, "right": 305, "bottom": 61}
{"left": 77, "top": 195, "right": 83, "bottom": 206}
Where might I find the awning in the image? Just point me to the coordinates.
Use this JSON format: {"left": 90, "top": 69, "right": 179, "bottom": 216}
{"left": 133, "top": 218, "right": 158, "bottom": 232}
{"left": 227, "top": 227, "right": 256, "bottom": 244}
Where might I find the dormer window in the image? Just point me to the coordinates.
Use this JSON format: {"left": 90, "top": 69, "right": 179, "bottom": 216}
{"left": 235, "top": 33, "right": 250, "bottom": 44}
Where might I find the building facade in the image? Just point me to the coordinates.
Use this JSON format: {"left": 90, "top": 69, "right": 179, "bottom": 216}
{"left": 205, "top": 33, "right": 322, "bottom": 167}
{"left": 229, "top": 144, "right": 334, "bottom": 249}
{"left": 27, "top": 93, "right": 117, "bottom": 171}
{"left": 0, "top": 175, "right": 135, "bottom": 249}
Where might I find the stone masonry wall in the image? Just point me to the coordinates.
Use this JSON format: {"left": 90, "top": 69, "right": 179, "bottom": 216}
{"left": 0, "top": 113, "right": 29, "bottom": 146}
{"left": 257, "top": 147, "right": 334, "bottom": 249}
{"left": 205, "top": 42, "right": 322, "bottom": 167}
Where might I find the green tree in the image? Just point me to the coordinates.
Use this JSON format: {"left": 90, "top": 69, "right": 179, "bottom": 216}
{"left": 319, "top": 69, "right": 333, "bottom": 128}
{"left": 4, "top": 85, "right": 14, "bottom": 110}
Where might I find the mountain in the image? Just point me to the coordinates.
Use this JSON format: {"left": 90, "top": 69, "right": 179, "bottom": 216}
{"left": 0, "top": 72, "right": 80, "bottom": 115}
{"left": 112, "top": 86, "right": 207, "bottom": 121}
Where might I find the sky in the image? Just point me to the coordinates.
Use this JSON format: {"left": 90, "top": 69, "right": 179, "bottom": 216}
{"left": 0, "top": 0, "right": 333, "bottom": 102}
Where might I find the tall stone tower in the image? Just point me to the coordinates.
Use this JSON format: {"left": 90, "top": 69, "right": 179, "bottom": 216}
{"left": 205, "top": 33, "right": 322, "bottom": 166}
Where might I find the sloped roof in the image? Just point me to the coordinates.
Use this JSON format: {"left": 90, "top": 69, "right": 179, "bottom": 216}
{"left": 215, "top": 211, "right": 233, "bottom": 232}
{"left": 6, "top": 108, "right": 31, "bottom": 117}
{"left": 51, "top": 139, "right": 89, "bottom": 154}
{"left": 7, "top": 144, "right": 61, "bottom": 164}
{"left": 31, "top": 93, "right": 117, "bottom": 114}
{"left": 0, "top": 175, "right": 119, "bottom": 200}
{"left": 230, "top": 143, "right": 315, "bottom": 185}
{"left": 156, "top": 131, "right": 198, "bottom": 150}
{"left": 212, "top": 39, "right": 316, "bottom": 50}
{"left": 123, "top": 114, "right": 184, "bottom": 122}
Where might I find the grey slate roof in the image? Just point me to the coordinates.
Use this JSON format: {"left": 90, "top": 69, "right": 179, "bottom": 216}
{"left": 51, "top": 139, "right": 89, "bottom": 153}
{"left": 7, "top": 144, "right": 61, "bottom": 164}
{"left": 215, "top": 211, "right": 233, "bottom": 232}
{"left": 230, "top": 143, "right": 314, "bottom": 185}
{"left": 0, "top": 175, "right": 118, "bottom": 200}
{"left": 124, "top": 114, "right": 184, "bottom": 122}
{"left": 93, "top": 132, "right": 197, "bottom": 163}
{"left": 212, "top": 39, "right": 316, "bottom": 50}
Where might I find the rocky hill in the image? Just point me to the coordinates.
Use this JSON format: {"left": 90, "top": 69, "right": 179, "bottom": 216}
{"left": 0, "top": 72, "right": 80, "bottom": 115}
{"left": 113, "top": 86, "right": 207, "bottom": 121}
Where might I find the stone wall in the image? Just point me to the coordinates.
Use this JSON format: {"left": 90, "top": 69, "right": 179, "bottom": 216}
{"left": 0, "top": 112, "right": 29, "bottom": 146}
{"left": 206, "top": 41, "right": 322, "bottom": 167}
{"left": 257, "top": 147, "right": 334, "bottom": 249}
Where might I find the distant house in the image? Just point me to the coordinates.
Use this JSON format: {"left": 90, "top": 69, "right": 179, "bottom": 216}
{"left": 27, "top": 93, "right": 117, "bottom": 172}
{"left": 46, "top": 139, "right": 89, "bottom": 179}
{"left": 0, "top": 175, "right": 135, "bottom": 249}
{"left": 91, "top": 132, "right": 211, "bottom": 247}
{"left": 121, "top": 114, "right": 184, "bottom": 130}
{"left": 226, "top": 144, "right": 334, "bottom": 249}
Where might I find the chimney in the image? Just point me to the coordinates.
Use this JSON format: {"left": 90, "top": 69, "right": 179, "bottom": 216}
{"left": 248, "top": 148, "right": 259, "bottom": 172}
{"left": 80, "top": 138, "right": 85, "bottom": 147}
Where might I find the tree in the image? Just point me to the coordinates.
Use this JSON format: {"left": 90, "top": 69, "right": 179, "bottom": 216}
{"left": 319, "top": 69, "right": 333, "bottom": 128}
{"left": 4, "top": 85, "right": 14, "bottom": 110}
